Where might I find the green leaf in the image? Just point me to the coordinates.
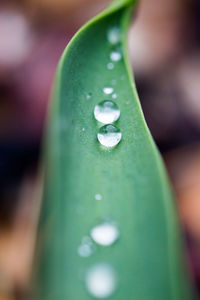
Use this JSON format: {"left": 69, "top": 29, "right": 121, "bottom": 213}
{"left": 32, "top": 0, "right": 195, "bottom": 299}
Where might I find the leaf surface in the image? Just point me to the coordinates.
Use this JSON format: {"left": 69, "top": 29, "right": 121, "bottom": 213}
{"left": 32, "top": 0, "right": 194, "bottom": 299}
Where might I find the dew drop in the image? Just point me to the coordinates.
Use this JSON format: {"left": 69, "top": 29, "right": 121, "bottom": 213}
{"left": 103, "top": 87, "right": 114, "bottom": 95}
{"left": 78, "top": 244, "right": 92, "bottom": 257}
{"left": 90, "top": 222, "right": 119, "bottom": 246}
{"left": 107, "top": 27, "right": 121, "bottom": 45}
{"left": 78, "top": 236, "right": 95, "bottom": 258}
{"left": 94, "top": 100, "right": 120, "bottom": 124}
{"left": 86, "top": 264, "right": 117, "bottom": 298}
{"left": 95, "top": 194, "right": 102, "bottom": 201}
{"left": 112, "top": 93, "right": 117, "bottom": 99}
{"left": 107, "top": 62, "right": 114, "bottom": 70}
{"left": 110, "top": 51, "right": 122, "bottom": 62}
{"left": 97, "top": 124, "right": 122, "bottom": 148}
{"left": 86, "top": 93, "right": 92, "bottom": 99}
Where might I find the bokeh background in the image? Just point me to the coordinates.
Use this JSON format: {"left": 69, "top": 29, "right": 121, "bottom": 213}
{"left": 0, "top": 0, "right": 200, "bottom": 299}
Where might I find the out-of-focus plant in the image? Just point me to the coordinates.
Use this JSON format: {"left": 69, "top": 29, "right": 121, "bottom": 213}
{"left": 31, "top": 0, "right": 195, "bottom": 299}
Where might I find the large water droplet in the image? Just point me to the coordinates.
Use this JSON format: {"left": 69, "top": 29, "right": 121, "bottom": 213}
{"left": 78, "top": 236, "right": 95, "bottom": 258}
{"left": 103, "top": 87, "right": 114, "bottom": 95}
{"left": 97, "top": 124, "right": 122, "bottom": 148}
{"left": 94, "top": 100, "right": 120, "bottom": 124}
{"left": 107, "top": 27, "right": 121, "bottom": 45}
{"left": 110, "top": 51, "right": 122, "bottom": 62}
{"left": 90, "top": 222, "right": 119, "bottom": 246}
{"left": 86, "top": 264, "right": 117, "bottom": 298}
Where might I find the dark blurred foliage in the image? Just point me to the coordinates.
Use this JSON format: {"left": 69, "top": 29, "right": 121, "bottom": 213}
{"left": 0, "top": 141, "right": 39, "bottom": 224}
{"left": 0, "top": 0, "right": 200, "bottom": 298}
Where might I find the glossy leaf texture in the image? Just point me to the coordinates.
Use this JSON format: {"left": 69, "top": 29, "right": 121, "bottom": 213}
{"left": 32, "top": 0, "right": 195, "bottom": 299}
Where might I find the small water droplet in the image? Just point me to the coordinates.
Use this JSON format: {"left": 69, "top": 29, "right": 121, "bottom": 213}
{"left": 94, "top": 100, "right": 120, "bottom": 124}
{"left": 107, "top": 62, "right": 114, "bottom": 70}
{"left": 97, "top": 124, "right": 122, "bottom": 148}
{"left": 103, "top": 87, "right": 114, "bottom": 95}
{"left": 78, "top": 236, "right": 95, "bottom": 257}
{"left": 110, "top": 51, "right": 122, "bottom": 62}
{"left": 95, "top": 194, "right": 102, "bottom": 201}
{"left": 90, "top": 222, "right": 119, "bottom": 246}
{"left": 86, "top": 264, "right": 117, "bottom": 298}
{"left": 78, "top": 244, "right": 92, "bottom": 257}
{"left": 107, "top": 27, "right": 121, "bottom": 45}
{"left": 112, "top": 93, "right": 117, "bottom": 99}
{"left": 82, "top": 127, "right": 85, "bottom": 131}
{"left": 86, "top": 93, "right": 92, "bottom": 99}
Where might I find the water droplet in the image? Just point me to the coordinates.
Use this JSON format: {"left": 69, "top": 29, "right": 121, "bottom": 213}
{"left": 107, "top": 27, "right": 121, "bottom": 45}
{"left": 112, "top": 93, "right": 117, "bottom": 99}
{"left": 90, "top": 222, "right": 119, "bottom": 246}
{"left": 86, "top": 264, "right": 117, "bottom": 298}
{"left": 95, "top": 194, "right": 102, "bottom": 201}
{"left": 78, "top": 244, "right": 92, "bottom": 257}
{"left": 78, "top": 236, "right": 95, "bottom": 257}
{"left": 86, "top": 93, "right": 92, "bottom": 99}
{"left": 82, "top": 127, "right": 85, "bottom": 131}
{"left": 107, "top": 62, "right": 114, "bottom": 70}
{"left": 103, "top": 87, "right": 114, "bottom": 95}
{"left": 110, "top": 51, "right": 122, "bottom": 62}
{"left": 97, "top": 124, "right": 122, "bottom": 148}
{"left": 94, "top": 100, "right": 120, "bottom": 124}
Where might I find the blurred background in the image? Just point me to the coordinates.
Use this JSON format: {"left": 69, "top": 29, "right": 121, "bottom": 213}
{"left": 0, "top": 0, "right": 200, "bottom": 298}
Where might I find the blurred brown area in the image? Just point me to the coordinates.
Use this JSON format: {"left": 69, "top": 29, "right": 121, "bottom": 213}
{"left": 0, "top": 0, "right": 200, "bottom": 299}
{"left": 165, "top": 145, "right": 200, "bottom": 294}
